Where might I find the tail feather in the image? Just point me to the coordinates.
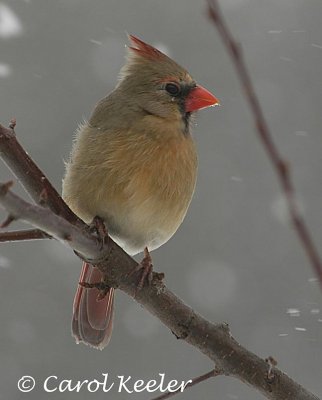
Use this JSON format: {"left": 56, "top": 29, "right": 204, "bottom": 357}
{"left": 72, "top": 262, "right": 114, "bottom": 350}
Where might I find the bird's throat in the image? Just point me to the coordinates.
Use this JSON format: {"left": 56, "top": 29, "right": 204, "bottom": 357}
{"left": 181, "top": 111, "right": 192, "bottom": 136}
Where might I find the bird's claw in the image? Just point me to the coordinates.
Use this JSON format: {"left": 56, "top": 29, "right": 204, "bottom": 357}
{"left": 128, "top": 247, "right": 153, "bottom": 293}
{"left": 89, "top": 216, "right": 109, "bottom": 250}
{"left": 79, "top": 280, "right": 110, "bottom": 301}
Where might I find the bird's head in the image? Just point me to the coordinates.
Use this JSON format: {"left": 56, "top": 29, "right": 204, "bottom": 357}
{"left": 118, "top": 35, "right": 219, "bottom": 130}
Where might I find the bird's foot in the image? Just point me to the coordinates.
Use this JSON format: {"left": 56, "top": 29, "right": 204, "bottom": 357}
{"left": 128, "top": 247, "right": 154, "bottom": 293}
{"left": 79, "top": 280, "right": 110, "bottom": 301}
{"left": 89, "top": 216, "right": 109, "bottom": 250}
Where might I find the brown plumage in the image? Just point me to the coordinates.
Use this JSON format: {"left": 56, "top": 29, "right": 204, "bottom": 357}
{"left": 62, "top": 35, "right": 219, "bottom": 350}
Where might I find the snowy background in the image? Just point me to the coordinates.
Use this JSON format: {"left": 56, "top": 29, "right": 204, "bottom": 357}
{"left": 0, "top": 0, "right": 322, "bottom": 399}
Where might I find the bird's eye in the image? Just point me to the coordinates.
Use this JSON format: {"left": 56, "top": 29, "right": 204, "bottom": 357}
{"left": 165, "top": 83, "right": 181, "bottom": 96}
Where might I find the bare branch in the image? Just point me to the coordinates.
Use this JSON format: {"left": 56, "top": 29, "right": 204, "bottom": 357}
{"left": 0, "top": 123, "right": 83, "bottom": 227}
{"left": 0, "top": 182, "right": 319, "bottom": 400}
{"left": 0, "top": 182, "right": 102, "bottom": 260}
{"left": 0, "top": 214, "right": 16, "bottom": 229}
{"left": 207, "top": 0, "right": 322, "bottom": 286}
{"left": 0, "top": 229, "right": 51, "bottom": 242}
{"left": 150, "top": 369, "right": 220, "bottom": 400}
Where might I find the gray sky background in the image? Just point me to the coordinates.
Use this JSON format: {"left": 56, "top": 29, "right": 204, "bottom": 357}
{"left": 0, "top": 0, "right": 321, "bottom": 399}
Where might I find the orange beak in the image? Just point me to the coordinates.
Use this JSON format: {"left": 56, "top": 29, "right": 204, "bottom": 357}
{"left": 185, "top": 85, "right": 219, "bottom": 112}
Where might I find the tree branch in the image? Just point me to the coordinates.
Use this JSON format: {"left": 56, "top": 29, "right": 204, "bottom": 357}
{"left": 150, "top": 369, "right": 219, "bottom": 400}
{"left": 0, "top": 181, "right": 319, "bottom": 400}
{"left": 0, "top": 122, "right": 84, "bottom": 227}
{"left": 207, "top": 0, "right": 322, "bottom": 286}
{"left": 0, "top": 182, "right": 104, "bottom": 260}
{"left": 0, "top": 229, "right": 51, "bottom": 242}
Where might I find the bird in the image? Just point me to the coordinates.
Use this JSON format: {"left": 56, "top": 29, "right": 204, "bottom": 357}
{"left": 62, "top": 35, "right": 219, "bottom": 350}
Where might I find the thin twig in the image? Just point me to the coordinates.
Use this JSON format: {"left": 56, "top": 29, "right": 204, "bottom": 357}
{"left": 150, "top": 369, "right": 219, "bottom": 400}
{"left": 207, "top": 0, "right": 322, "bottom": 286}
{"left": 0, "top": 229, "right": 51, "bottom": 242}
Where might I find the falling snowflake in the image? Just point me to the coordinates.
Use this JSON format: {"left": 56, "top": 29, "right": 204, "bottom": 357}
{"left": 294, "top": 327, "right": 307, "bottom": 332}
{"left": 271, "top": 194, "right": 305, "bottom": 225}
{"left": 230, "top": 176, "right": 243, "bottom": 182}
{"left": 286, "top": 308, "right": 301, "bottom": 317}
{"left": 311, "top": 43, "right": 322, "bottom": 50}
{"left": 294, "top": 131, "right": 308, "bottom": 136}
{"left": 0, "top": 3, "right": 23, "bottom": 39}
{"left": 0, "top": 254, "right": 10, "bottom": 269}
{"left": 0, "top": 62, "right": 11, "bottom": 78}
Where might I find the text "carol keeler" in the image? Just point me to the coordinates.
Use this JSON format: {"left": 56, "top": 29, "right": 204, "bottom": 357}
{"left": 43, "top": 373, "right": 192, "bottom": 393}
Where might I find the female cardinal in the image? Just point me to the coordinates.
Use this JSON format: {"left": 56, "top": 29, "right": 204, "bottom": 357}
{"left": 62, "top": 35, "right": 219, "bottom": 350}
